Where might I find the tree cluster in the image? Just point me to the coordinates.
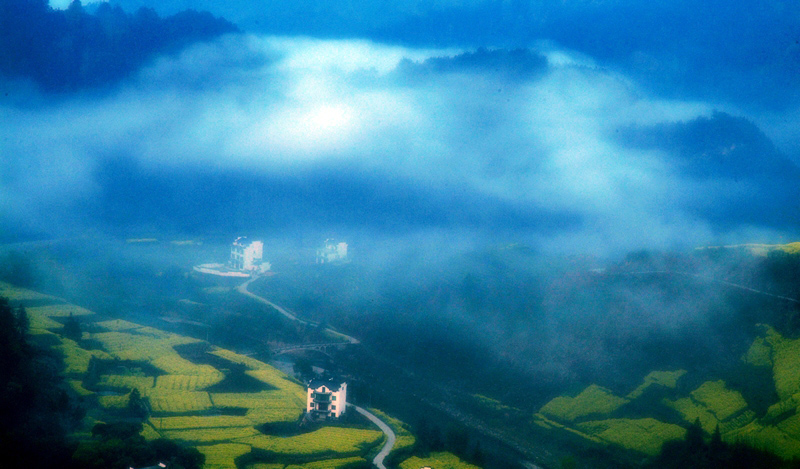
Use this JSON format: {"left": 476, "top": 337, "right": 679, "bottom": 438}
{"left": 0, "top": 0, "right": 238, "bottom": 92}
{"left": 652, "top": 419, "right": 800, "bottom": 469}
{"left": 0, "top": 296, "right": 82, "bottom": 467}
{"left": 72, "top": 422, "right": 204, "bottom": 469}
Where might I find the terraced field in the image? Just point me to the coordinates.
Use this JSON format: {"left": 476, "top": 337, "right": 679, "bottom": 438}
{"left": 577, "top": 419, "right": 686, "bottom": 456}
{"left": 7, "top": 282, "right": 398, "bottom": 468}
{"left": 534, "top": 325, "right": 800, "bottom": 460}
{"left": 539, "top": 384, "right": 629, "bottom": 422}
{"left": 399, "top": 451, "right": 481, "bottom": 469}
{"left": 626, "top": 370, "right": 686, "bottom": 399}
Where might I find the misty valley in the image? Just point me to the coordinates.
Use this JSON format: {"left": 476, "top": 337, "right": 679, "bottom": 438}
{"left": 3, "top": 238, "right": 800, "bottom": 468}
{"left": 5, "top": 0, "right": 800, "bottom": 468}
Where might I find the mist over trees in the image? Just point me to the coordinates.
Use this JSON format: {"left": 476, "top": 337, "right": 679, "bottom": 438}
{"left": 0, "top": 0, "right": 238, "bottom": 92}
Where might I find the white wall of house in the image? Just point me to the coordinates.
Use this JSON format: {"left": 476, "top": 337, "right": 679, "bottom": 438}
{"left": 231, "top": 238, "right": 263, "bottom": 271}
{"left": 307, "top": 382, "right": 347, "bottom": 418}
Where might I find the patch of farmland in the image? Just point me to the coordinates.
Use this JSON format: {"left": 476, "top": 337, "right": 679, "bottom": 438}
{"left": 743, "top": 336, "right": 773, "bottom": 367}
{"left": 663, "top": 397, "right": 718, "bottom": 433}
{"left": 98, "top": 393, "right": 129, "bottom": 409}
{"left": 245, "top": 407, "right": 304, "bottom": 425}
{"left": 56, "top": 338, "right": 112, "bottom": 374}
{"left": 0, "top": 282, "right": 62, "bottom": 304}
{"left": 626, "top": 370, "right": 687, "bottom": 399}
{"left": 92, "top": 331, "right": 200, "bottom": 362}
{"left": 141, "top": 423, "right": 162, "bottom": 441}
{"left": 663, "top": 380, "right": 749, "bottom": 433}
{"left": 151, "top": 354, "right": 223, "bottom": 377}
{"left": 196, "top": 443, "right": 252, "bottom": 469}
{"left": 539, "top": 384, "right": 629, "bottom": 422}
{"left": 283, "top": 456, "right": 368, "bottom": 468}
{"left": 368, "top": 408, "right": 416, "bottom": 454}
{"left": 28, "top": 313, "right": 64, "bottom": 331}
{"left": 209, "top": 347, "right": 272, "bottom": 370}
{"left": 726, "top": 421, "right": 800, "bottom": 459}
{"left": 210, "top": 391, "right": 304, "bottom": 424}
{"left": 764, "top": 326, "right": 800, "bottom": 400}
{"left": 98, "top": 374, "right": 155, "bottom": 392}
{"left": 765, "top": 395, "right": 800, "bottom": 421}
{"left": 163, "top": 426, "right": 260, "bottom": 443}
{"left": 776, "top": 412, "right": 800, "bottom": 437}
{"left": 577, "top": 418, "right": 686, "bottom": 456}
{"left": 27, "top": 304, "right": 94, "bottom": 317}
{"left": 399, "top": 451, "right": 481, "bottom": 469}
{"left": 690, "top": 380, "right": 748, "bottom": 421}
{"left": 96, "top": 319, "right": 142, "bottom": 331}
{"left": 135, "top": 326, "right": 174, "bottom": 339}
{"left": 245, "top": 370, "right": 306, "bottom": 402}
{"left": 150, "top": 415, "right": 253, "bottom": 430}
{"left": 155, "top": 373, "right": 225, "bottom": 390}
{"left": 142, "top": 389, "right": 213, "bottom": 413}
{"left": 720, "top": 410, "right": 756, "bottom": 434}
{"left": 238, "top": 426, "right": 383, "bottom": 456}
{"left": 69, "top": 379, "right": 94, "bottom": 396}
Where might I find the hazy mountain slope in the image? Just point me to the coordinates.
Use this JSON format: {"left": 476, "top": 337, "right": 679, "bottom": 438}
{"left": 617, "top": 112, "right": 800, "bottom": 229}
{"left": 0, "top": 0, "right": 238, "bottom": 92}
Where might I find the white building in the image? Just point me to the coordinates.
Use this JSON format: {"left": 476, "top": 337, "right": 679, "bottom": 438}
{"left": 307, "top": 377, "right": 347, "bottom": 418}
{"left": 230, "top": 237, "right": 263, "bottom": 271}
{"left": 316, "top": 240, "right": 348, "bottom": 264}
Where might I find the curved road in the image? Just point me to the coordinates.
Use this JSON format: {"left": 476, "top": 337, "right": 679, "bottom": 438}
{"left": 236, "top": 276, "right": 359, "bottom": 344}
{"left": 349, "top": 404, "right": 396, "bottom": 469}
{"left": 238, "top": 277, "right": 397, "bottom": 466}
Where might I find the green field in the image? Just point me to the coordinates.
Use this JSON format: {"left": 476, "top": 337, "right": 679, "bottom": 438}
{"left": 690, "top": 380, "right": 748, "bottom": 421}
{"left": 12, "top": 282, "right": 398, "bottom": 469}
{"left": 239, "top": 427, "right": 383, "bottom": 456}
{"left": 539, "top": 384, "right": 629, "bottom": 422}
{"left": 196, "top": 443, "right": 252, "bottom": 469}
{"left": 399, "top": 452, "right": 481, "bottom": 469}
{"left": 578, "top": 418, "right": 686, "bottom": 456}
{"left": 627, "top": 370, "right": 686, "bottom": 399}
{"left": 0, "top": 281, "right": 63, "bottom": 303}
{"left": 246, "top": 458, "right": 367, "bottom": 469}
{"left": 368, "top": 408, "right": 416, "bottom": 454}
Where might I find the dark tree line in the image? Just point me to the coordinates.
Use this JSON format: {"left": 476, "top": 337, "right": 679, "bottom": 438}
{"left": 0, "top": 296, "right": 81, "bottom": 467}
{"left": 0, "top": 0, "right": 238, "bottom": 92}
{"left": 0, "top": 295, "right": 204, "bottom": 468}
{"left": 73, "top": 422, "right": 204, "bottom": 469}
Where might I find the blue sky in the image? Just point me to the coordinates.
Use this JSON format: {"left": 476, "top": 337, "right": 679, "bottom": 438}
{"left": 2, "top": 1, "right": 799, "bottom": 254}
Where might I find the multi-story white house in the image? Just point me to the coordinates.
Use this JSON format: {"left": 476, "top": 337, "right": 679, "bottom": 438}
{"left": 316, "top": 240, "right": 348, "bottom": 264}
{"left": 307, "top": 377, "right": 347, "bottom": 418}
{"left": 230, "top": 237, "right": 263, "bottom": 271}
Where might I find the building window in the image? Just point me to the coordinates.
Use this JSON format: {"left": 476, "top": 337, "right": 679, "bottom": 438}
{"left": 332, "top": 396, "right": 336, "bottom": 401}
{"left": 331, "top": 405, "right": 336, "bottom": 410}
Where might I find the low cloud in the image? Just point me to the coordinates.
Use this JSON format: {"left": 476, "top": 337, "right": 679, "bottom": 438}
{"left": 1, "top": 35, "right": 795, "bottom": 253}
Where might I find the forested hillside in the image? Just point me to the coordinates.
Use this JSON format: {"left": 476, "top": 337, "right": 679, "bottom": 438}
{"left": 0, "top": 0, "right": 237, "bottom": 91}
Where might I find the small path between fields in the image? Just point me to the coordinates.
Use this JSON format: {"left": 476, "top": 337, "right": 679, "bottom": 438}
{"left": 349, "top": 404, "right": 396, "bottom": 469}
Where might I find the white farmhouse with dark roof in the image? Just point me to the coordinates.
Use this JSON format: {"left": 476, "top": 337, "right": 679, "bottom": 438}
{"left": 230, "top": 237, "right": 263, "bottom": 271}
{"left": 307, "top": 377, "right": 347, "bottom": 418}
